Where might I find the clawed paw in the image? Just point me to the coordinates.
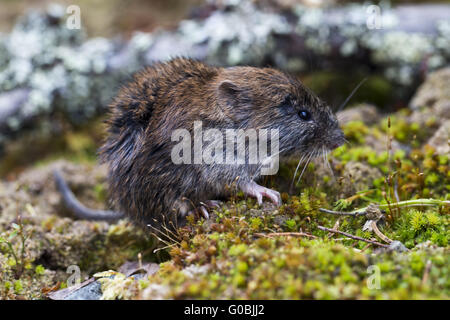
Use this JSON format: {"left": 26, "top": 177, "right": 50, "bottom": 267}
{"left": 188, "top": 200, "right": 223, "bottom": 220}
{"left": 240, "top": 181, "right": 282, "bottom": 207}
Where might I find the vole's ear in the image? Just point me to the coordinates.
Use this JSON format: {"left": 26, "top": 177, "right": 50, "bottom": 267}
{"left": 217, "top": 80, "right": 250, "bottom": 122}
{"left": 217, "top": 80, "right": 241, "bottom": 107}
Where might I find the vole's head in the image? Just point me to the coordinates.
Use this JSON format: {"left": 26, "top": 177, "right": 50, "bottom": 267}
{"left": 217, "top": 67, "right": 345, "bottom": 158}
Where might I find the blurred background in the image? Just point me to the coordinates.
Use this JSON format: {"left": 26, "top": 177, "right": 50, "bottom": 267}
{"left": 0, "top": 0, "right": 204, "bottom": 37}
{"left": 0, "top": 0, "right": 449, "bottom": 177}
{"left": 1, "top": 0, "right": 446, "bottom": 36}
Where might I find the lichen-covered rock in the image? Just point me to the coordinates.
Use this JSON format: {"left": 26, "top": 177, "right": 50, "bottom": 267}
{"left": 393, "top": 69, "right": 449, "bottom": 156}
{"left": 337, "top": 104, "right": 380, "bottom": 125}
{"left": 410, "top": 67, "right": 450, "bottom": 110}
{"left": 340, "top": 161, "right": 383, "bottom": 197}
{"left": 0, "top": 5, "right": 153, "bottom": 144}
{"left": 407, "top": 67, "right": 450, "bottom": 141}
{"left": 427, "top": 120, "right": 450, "bottom": 156}
{"left": 1, "top": 2, "right": 450, "bottom": 146}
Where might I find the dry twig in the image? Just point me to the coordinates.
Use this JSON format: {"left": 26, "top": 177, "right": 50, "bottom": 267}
{"left": 327, "top": 218, "right": 340, "bottom": 238}
{"left": 370, "top": 220, "right": 393, "bottom": 244}
{"left": 319, "top": 208, "right": 366, "bottom": 216}
{"left": 317, "top": 225, "right": 389, "bottom": 248}
{"left": 254, "top": 232, "right": 317, "bottom": 239}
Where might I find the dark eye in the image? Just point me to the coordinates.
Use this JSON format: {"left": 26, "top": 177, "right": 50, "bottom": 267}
{"left": 298, "top": 109, "right": 311, "bottom": 121}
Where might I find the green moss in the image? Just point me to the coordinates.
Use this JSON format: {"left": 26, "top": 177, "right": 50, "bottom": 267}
{"left": 13, "top": 280, "right": 23, "bottom": 294}
{"left": 34, "top": 265, "right": 45, "bottom": 276}
{"left": 136, "top": 233, "right": 448, "bottom": 299}
{"left": 0, "top": 103, "right": 449, "bottom": 300}
{"left": 395, "top": 209, "right": 448, "bottom": 248}
{"left": 332, "top": 145, "right": 389, "bottom": 172}
{"left": 380, "top": 115, "right": 433, "bottom": 146}
{"left": 341, "top": 121, "right": 369, "bottom": 144}
{"left": 425, "top": 173, "right": 439, "bottom": 186}
{"left": 285, "top": 219, "right": 297, "bottom": 231}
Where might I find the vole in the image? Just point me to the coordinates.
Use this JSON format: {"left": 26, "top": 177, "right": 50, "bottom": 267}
{"left": 54, "top": 58, "right": 345, "bottom": 232}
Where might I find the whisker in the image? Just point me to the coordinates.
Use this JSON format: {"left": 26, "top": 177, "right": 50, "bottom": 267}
{"left": 322, "top": 146, "right": 326, "bottom": 168}
{"left": 296, "top": 152, "right": 313, "bottom": 186}
{"left": 343, "top": 137, "right": 352, "bottom": 146}
{"left": 325, "top": 150, "right": 336, "bottom": 181}
{"left": 336, "top": 78, "right": 367, "bottom": 112}
{"left": 251, "top": 146, "right": 290, "bottom": 180}
{"left": 337, "top": 114, "right": 350, "bottom": 122}
{"left": 153, "top": 242, "right": 178, "bottom": 253}
{"left": 290, "top": 153, "right": 307, "bottom": 191}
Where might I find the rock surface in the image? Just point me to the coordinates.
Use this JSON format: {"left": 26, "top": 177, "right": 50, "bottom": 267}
{"left": 410, "top": 67, "right": 450, "bottom": 110}
{"left": 427, "top": 119, "right": 450, "bottom": 155}
{"left": 337, "top": 104, "right": 380, "bottom": 125}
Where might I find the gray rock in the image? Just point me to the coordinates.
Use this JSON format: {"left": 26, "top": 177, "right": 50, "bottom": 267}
{"left": 63, "top": 280, "right": 103, "bottom": 300}
{"left": 387, "top": 240, "right": 408, "bottom": 253}
{"left": 340, "top": 161, "right": 383, "bottom": 197}
{"left": 337, "top": 104, "right": 380, "bottom": 125}
{"left": 1, "top": 2, "right": 449, "bottom": 145}
{"left": 409, "top": 67, "right": 450, "bottom": 110}
{"left": 427, "top": 119, "right": 450, "bottom": 155}
{"left": 49, "top": 272, "right": 150, "bottom": 300}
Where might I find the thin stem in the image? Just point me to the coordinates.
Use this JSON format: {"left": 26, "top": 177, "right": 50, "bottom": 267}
{"left": 319, "top": 208, "right": 365, "bottom": 216}
{"left": 5, "top": 242, "right": 19, "bottom": 266}
{"left": 351, "top": 199, "right": 449, "bottom": 214}
{"left": 320, "top": 199, "right": 448, "bottom": 217}
{"left": 254, "top": 232, "right": 317, "bottom": 239}
{"left": 317, "top": 225, "right": 389, "bottom": 248}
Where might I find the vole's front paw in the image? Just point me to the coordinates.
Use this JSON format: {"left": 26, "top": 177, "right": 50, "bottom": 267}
{"left": 240, "top": 181, "right": 282, "bottom": 207}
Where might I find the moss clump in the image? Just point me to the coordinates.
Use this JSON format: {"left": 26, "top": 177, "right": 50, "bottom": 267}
{"left": 131, "top": 233, "right": 448, "bottom": 299}
{"left": 121, "top": 104, "right": 448, "bottom": 300}
{"left": 0, "top": 162, "right": 161, "bottom": 300}
{"left": 395, "top": 209, "right": 449, "bottom": 248}
{"left": 0, "top": 100, "right": 449, "bottom": 299}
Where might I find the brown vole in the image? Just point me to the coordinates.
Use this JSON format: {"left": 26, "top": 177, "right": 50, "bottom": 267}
{"left": 54, "top": 58, "right": 345, "bottom": 231}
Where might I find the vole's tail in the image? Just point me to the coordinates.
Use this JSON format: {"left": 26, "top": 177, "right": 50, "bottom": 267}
{"left": 53, "top": 170, "right": 124, "bottom": 221}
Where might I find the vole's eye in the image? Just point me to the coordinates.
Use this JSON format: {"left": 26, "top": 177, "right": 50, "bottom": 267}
{"left": 298, "top": 109, "right": 311, "bottom": 121}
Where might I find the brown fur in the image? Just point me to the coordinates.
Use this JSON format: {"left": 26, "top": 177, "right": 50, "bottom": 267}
{"left": 99, "top": 58, "right": 345, "bottom": 231}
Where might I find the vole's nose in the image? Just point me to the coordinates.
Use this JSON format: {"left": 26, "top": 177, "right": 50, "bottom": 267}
{"left": 327, "top": 129, "right": 345, "bottom": 150}
{"left": 329, "top": 141, "right": 343, "bottom": 150}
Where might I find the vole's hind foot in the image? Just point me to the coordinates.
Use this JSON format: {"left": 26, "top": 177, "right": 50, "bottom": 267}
{"left": 199, "top": 206, "right": 210, "bottom": 219}
{"left": 188, "top": 200, "right": 223, "bottom": 220}
{"left": 186, "top": 205, "right": 210, "bottom": 220}
{"left": 240, "top": 181, "right": 282, "bottom": 207}
{"left": 176, "top": 198, "right": 223, "bottom": 221}
{"left": 201, "top": 200, "right": 223, "bottom": 209}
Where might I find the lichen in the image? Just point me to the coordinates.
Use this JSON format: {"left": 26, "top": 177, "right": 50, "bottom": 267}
{"left": 0, "top": 5, "right": 153, "bottom": 144}
{"left": 1, "top": 2, "right": 449, "bottom": 147}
